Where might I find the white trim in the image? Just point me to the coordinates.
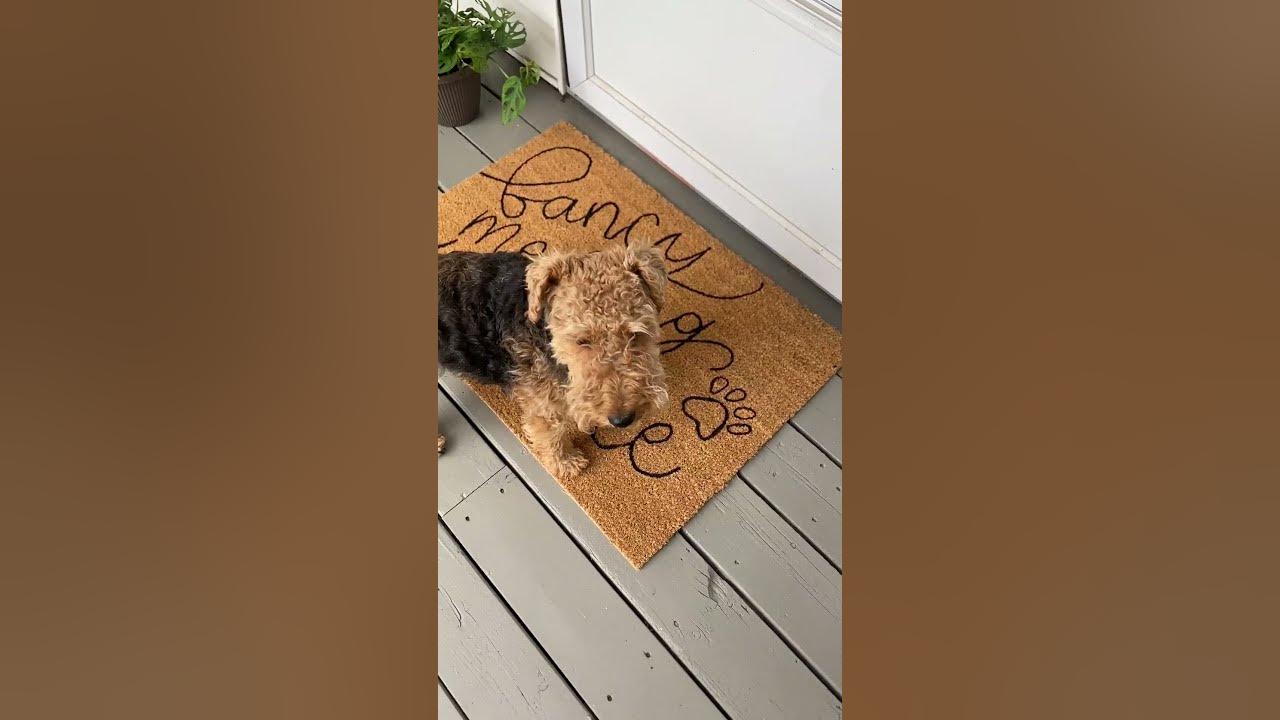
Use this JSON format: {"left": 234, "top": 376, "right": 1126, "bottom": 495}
{"left": 559, "top": 0, "right": 591, "bottom": 87}
{"left": 742, "top": 0, "right": 841, "bottom": 52}
{"left": 569, "top": 76, "right": 842, "bottom": 301}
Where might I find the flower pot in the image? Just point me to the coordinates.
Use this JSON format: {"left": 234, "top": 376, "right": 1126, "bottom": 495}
{"left": 437, "top": 67, "right": 481, "bottom": 127}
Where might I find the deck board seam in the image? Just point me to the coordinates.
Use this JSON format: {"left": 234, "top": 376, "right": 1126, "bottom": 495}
{"left": 679, "top": 528, "right": 843, "bottom": 701}
{"left": 787, "top": 419, "right": 842, "bottom": 468}
{"left": 733, "top": 473, "right": 842, "bottom": 573}
{"left": 438, "top": 677, "right": 470, "bottom": 720}
{"left": 438, "top": 516, "right": 601, "bottom": 720}
{"left": 437, "top": 464, "right": 510, "bottom": 519}
{"left": 452, "top": 125, "right": 499, "bottom": 167}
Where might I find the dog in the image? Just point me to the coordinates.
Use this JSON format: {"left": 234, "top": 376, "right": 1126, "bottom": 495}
{"left": 437, "top": 245, "right": 669, "bottom": 477}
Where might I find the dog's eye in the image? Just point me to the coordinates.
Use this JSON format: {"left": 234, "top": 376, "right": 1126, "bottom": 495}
{"left": 576, "top": 338, "right": 591, "bottom": 347}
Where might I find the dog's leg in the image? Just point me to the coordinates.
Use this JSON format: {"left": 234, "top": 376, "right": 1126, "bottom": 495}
{"left": 513, "top": 379, "right": 588, "bottom": 478}
{"left": 521, "top": 410, "right": 588, "bottom": 478}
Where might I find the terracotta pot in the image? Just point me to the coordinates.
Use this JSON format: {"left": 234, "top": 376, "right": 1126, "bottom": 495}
{"left": 437, "top": 67, "right": 481, "bottom": 127}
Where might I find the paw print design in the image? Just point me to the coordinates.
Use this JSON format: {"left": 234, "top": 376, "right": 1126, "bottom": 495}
{"left": 681, "top": 375, "right": 756, "bottom": 441}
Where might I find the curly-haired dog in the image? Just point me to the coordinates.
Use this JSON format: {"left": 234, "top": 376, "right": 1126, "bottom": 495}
{"left": 438, "top": 245, "right": 669, "bottom": 477}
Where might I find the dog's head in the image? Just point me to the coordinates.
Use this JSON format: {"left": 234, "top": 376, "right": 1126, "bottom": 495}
{"left": 526, "top": 245, "right": 669, "bottom": 432}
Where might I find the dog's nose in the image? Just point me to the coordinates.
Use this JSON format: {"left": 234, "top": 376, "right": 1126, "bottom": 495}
{"left": 609, "top": 412, "right": 635, "bottom": 428}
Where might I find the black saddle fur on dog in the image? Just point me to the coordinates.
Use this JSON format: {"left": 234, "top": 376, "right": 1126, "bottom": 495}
{"left": 438, "top": 251, "right": 551, "bottom": 387}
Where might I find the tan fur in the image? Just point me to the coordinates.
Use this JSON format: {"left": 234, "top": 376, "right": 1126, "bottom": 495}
{"left": 516, "top": 244, "right": 668, "bottom": 476}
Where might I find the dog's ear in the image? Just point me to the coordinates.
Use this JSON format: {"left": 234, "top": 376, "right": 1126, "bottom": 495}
{"left": 525, "top": 253, "right": 568, "bottom": 323}
{"left": 626, "top": 245, "right": 668, "bottom": 310}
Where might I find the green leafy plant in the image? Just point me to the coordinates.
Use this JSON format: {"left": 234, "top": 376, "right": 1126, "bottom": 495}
{"left": 438, "top": 0, "right": 541, "bottom": 124}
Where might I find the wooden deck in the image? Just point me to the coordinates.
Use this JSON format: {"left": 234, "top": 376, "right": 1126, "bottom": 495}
{"left": 438, "top": 55, "right": 843, "bottom": 719}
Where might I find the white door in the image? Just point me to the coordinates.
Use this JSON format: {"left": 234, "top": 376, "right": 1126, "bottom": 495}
{"left": 560, "top": 0, "right": 842, "bottom": 300}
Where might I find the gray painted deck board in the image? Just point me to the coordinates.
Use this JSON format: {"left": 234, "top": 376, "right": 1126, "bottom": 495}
{"left": 438, "top": 680, "right": 467, "bottom": 720}
{"left": 441, "top": 375, "right": 841, "bottom": 720}
{"left": 438, "top": 389, "right": 506, "bottom": 516}
{"left": 438, "top": 126, "right": 491, "bottom": 190}
{"left": 790, "top": 376, "right": 843, "bottom": 465}
{"left": 738, "top": 423, "right": 843, "bottom": 570}
{"left": 455, "top": 90, "right": 540, "bottom": 161}
{"left": 478, "top": 54, "right": 842, "bottom": 331}
{"left": 683, "top": 479, "right": 843, "bottom": 696}
{"left": 438, "top": 519, "right": 592, "bottom": 719}
{"left": 443, "top": 468, "right": 725, "bottom": 720}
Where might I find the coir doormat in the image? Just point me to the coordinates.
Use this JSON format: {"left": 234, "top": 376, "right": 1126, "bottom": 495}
{"left": 438, "top": 122, "right": 841, "bottom": 567}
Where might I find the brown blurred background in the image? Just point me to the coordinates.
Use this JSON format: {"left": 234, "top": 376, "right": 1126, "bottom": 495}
{"left": 2, "top": 2, "right": 435, "bottom": 718}
{"left": 847, "top": 1, "right": 1279, "bottom": 717}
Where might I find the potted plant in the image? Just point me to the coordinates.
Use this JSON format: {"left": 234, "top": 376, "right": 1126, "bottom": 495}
{"left": 438, "top": 0, "right": 541, "bottom": 127}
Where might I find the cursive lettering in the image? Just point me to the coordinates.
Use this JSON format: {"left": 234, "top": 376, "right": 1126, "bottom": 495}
{"left": 479, "top": 146, "right": 764, "bottom": 300}
{"left": 659, "top": 312, "right": 734, "bottom": 371}
{"left": 592, "top": 422, "right": 681, "bottom": 478}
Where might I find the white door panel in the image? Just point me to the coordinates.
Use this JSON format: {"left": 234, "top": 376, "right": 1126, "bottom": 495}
{"left": 591, "top": 0, "right": 841, "bottom": 256}
{"left": 562, "top": 0, "right": 843, "bottom": 300}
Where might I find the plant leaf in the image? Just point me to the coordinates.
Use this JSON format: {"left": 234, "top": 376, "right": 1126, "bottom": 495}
{"left": 517, "top": 61, "right": 540, "bottom": 87}
{"left": 438, "top": 0, "right": 531, "bottom": 74}
{"left": 500, "top": 74, "right": 526, "bottom": 124}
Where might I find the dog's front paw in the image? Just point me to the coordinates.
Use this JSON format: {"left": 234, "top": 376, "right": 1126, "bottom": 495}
{"left": 547, "top": 448, "right": 590, "bottom": 478}
{"left": 438, "top": 435, "right": 446, "bottom": 455}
